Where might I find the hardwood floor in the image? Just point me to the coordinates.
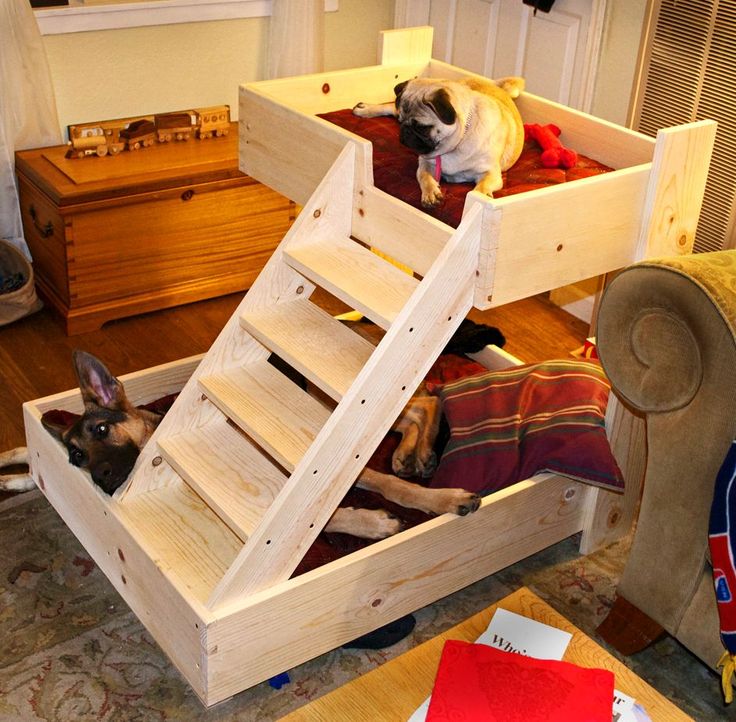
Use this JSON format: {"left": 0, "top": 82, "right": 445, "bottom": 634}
{"left": 0, "top": 290, "right": 588, "bottom": 455}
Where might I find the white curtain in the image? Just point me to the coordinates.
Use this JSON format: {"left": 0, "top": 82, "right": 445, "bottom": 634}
{"left": 0, "top": 0, "right": 61, "bottom": 260}
{"left": 267, "top": 0, "right": 325, "bottom": 79}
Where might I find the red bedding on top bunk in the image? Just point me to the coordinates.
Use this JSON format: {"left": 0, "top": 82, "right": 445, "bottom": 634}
{"left": 318, "top": 109, "right": 614, "bottom": 229}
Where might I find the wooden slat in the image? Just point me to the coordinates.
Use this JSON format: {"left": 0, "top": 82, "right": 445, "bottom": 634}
{"left": 240, "top": 298, "right": 374, "bottom": 401}
{"left": 635, "top": 120, "right": 717, "bottom": 260}
{"left": 351, "top": 185, "right": 452, "bottom": 277}
{"left": 159, "top": 419, "right": 288, "bottom": 541}
{"left": 199, "top": 359, "right": 330, "bottom": 471}
{"left": 472, "top": 166, "right": 652, "bottom": 309}
{"left": 285, "top": 234, "right": 418, "bottom": 329}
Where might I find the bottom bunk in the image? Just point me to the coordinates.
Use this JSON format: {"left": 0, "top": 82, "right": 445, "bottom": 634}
{"left": 23, "top": 334, "right": 639, "bottom": 706}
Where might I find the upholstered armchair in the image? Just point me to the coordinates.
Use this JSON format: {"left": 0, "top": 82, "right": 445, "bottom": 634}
{"left": 595, "top": 250, "right": 736, "bottom": 671}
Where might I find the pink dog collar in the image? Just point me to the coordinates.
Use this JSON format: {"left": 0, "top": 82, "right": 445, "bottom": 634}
{"left": 434, "top": 155, "right": 442, "bottom": 182}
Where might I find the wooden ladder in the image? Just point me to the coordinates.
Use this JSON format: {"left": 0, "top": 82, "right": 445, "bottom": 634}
{"left": 119, "top": 143, "right": 483, "bottom": 610}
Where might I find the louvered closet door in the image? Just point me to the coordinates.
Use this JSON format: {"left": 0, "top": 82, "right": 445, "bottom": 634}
{"left": 632, "top": 0, "right": 736, "bottom": 252}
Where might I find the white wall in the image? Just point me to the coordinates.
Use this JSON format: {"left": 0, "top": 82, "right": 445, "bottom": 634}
{"left": 41, "top": 0, "right": 394, "bottom": 135}
{"left": 591, "top": 0, "right": 648, "bottom": 126}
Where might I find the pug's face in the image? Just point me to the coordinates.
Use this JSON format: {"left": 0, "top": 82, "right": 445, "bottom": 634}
{"left": 393, "top": 79, "right": 460, "bottom": 157}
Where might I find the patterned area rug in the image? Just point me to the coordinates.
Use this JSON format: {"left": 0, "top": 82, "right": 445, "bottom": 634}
{"left": 0, "top": 491, "right": 726, "bottom": 721}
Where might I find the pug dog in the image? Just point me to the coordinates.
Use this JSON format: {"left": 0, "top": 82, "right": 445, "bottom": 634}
{"left": 353, "top": 76, "right": 525, "bottom": 207}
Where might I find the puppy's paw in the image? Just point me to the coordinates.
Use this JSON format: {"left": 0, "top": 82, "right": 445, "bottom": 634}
{"left": 428, "top": 488, "right": 482, "bottom": 517}
{"left": 416, "top": 450, "right": 438, "bottom": 478}
{"left": 354, "top": 508, "right": 404, "bottom": 539}
{"left": 352, "top": 102, "right": 369, "bottom": 117}
{"left": 326, "top": 506, "right": 404, "bottom": 539}
{"left": 392, "top": 449, "right": 416, "bottom": 478}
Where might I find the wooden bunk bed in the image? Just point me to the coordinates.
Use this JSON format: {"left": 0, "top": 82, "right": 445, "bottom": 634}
{"left": 24, "top": 27, "right": 715, "bottom": 706}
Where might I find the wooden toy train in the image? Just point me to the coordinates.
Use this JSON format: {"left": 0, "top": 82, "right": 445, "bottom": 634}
{"left": 66, "top": 105, "right": 230, "bottom": 159}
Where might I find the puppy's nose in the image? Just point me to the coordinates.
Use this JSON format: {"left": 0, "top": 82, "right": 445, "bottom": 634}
{"left": 94, "top": 462, "right": 113, "bottom": 483}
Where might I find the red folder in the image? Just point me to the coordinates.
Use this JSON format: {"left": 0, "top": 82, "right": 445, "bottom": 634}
{"left": 426, "top": 639, "right": 614, "bottom": 721}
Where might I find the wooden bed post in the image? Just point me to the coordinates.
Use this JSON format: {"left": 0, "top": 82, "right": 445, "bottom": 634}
{"left": 580, "top": 119, "right": 716, "bottom": 553}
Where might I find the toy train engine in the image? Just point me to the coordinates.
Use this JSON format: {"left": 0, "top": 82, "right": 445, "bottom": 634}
{"left": 120, "top": 119, "right": 157, "bottom": 150}
{"left": 155, "top": 111, "right": 197, "bottom": 142}
{"left": 196, "top": 106, "right": 230, "bottom": 139}
{"left": 66, "top": 125, "right": 124, "bottom": 158}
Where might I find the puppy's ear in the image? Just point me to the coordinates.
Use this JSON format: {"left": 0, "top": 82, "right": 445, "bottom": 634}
{"left": 393, "top": 79, "right": 409, "bottom": 107}
{"left": 72, "top": 350, "right": 127, "bottom": 411}
{"left": 425, "top": 88, "right": 456, "bottom": 125}
{"left": 41, "top": 409, "right": 77, "bottom": 443}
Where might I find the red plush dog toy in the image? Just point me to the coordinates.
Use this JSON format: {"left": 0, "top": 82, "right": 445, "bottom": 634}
{"left": 524, "top": 123, "right": 578, "bottom": 169}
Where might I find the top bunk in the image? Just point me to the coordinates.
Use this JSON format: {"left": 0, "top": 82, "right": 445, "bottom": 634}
{"left": 239, "top": 26, "right": 715, "bottom": 310}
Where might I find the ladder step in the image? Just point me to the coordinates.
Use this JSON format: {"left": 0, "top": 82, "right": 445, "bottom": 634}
{"left": 284, "top": 235, "right": 418, "bottom": 329}
{"left": 240, "top": 298, "right": 375, "bottom": 401}
{"left": 159, "top": 419, "right": 288, "bottom": 541}
{"left": 199, "top": 359, "right": 330, "bottom": 471}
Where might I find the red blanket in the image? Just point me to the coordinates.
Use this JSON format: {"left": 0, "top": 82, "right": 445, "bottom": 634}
{"left": 318, "top": 109, "right": 613, "bottom": 229}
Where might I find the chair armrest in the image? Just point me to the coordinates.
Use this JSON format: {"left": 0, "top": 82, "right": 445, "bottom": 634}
{"left": 596, "top": 251, "right": 736, "bottom": 633}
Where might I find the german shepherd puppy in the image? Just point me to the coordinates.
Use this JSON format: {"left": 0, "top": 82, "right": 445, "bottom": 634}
{"left": 22, "top": 349, "right": 483, "bottom": 540}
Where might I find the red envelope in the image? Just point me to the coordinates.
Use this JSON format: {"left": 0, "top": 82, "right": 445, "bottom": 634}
{"left": 426, "top": 639, "right": 614, "bottom": 722}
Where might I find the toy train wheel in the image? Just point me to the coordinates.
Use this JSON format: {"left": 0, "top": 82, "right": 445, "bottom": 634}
{"left": 131, "top": 141, "right": 141, "bottom": 151}
{"left": 96, "top": 145, "right": 108, "bottom": 157}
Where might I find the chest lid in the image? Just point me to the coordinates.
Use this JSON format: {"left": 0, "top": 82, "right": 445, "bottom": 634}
{"left": 15, "top": 122, "right": 243, "bottom": 208}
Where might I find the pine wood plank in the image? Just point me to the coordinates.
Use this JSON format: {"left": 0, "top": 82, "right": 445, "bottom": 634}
{"left": 240, "top": 298, "right": 374, "bottom": 402}
{"left": 473, "top": 166, "right": 652, "bottom": 309}
{"left": 119, "top": 477, "right": 242, "bottom": 603}
{"left": 285, "top": 234, "right": 418, "bottom": 329}
{"left": 199, "top": 360, "right": 330, "bottom": 471}
{"left": 351, "top": 185, "right": 451, "bottom": 277}
{"left": 635, "top": 120, "right": 717, "bottom": 260}
{"left": 158, "top": 418, "right": 288, "bottom": 541}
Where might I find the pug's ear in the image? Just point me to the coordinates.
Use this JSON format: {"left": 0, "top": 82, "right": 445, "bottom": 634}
{"left": 393, "top": 80, "right": 410, "bottom": 108}
{"left": 426, "top": 88, "right": 457, "bottom": 125}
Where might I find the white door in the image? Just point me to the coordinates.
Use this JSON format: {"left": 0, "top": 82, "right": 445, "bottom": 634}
{"left": 395, "top": 0, "right": 605, "bottom": 112}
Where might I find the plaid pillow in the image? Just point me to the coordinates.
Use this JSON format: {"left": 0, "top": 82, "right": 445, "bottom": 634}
{"left": 428, "top": 359, "right": 624, "bottom": 495}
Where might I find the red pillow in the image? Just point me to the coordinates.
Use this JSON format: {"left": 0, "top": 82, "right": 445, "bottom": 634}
{"left": 428, "top": 359, "right": 624, "bottom": 494}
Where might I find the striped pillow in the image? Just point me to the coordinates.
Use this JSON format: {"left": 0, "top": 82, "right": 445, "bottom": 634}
{"left": 429, "top": 359, "right": 624, "bottom": 495}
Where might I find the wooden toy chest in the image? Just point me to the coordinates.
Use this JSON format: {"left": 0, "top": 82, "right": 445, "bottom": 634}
{"left": 24, "top": 28, "right": 715, "bottom": 707}
{"left": 15, "top": 122, "right": 294, "bottom": 335}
